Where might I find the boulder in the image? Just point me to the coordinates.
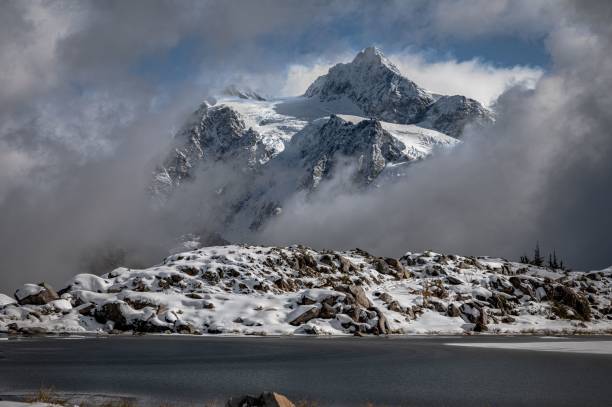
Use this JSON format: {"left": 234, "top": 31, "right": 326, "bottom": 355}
{"left": 288, "top": 305, "right": 320, "bottom": 326}
{"left": 378, "top": 292, "right": 394, "bottom": 303}
{"left": 447, "top": 303, "right": 461, "bottom": 317}
{"left": 552, "top": 285, "right": 592, "bottom": 321}
{"left": 387, "top": 300, "right": 403, "bottom": 313}
{"left": 375, "top": 259, "right": 392, "bottom": 275}
{"left": 336, "top": 255, "right": 355, "bottom": 273}
{"left": 345, "top": 285, "right": 372, "bottom": 308}
{"left": 384, "top": 257, "right": 405, "bottom": 274}
{"left": 226, "top": 392, "right": 295, "bottom": 407}
{"left": 446, "top": 276, "right": 463, "bottom": 285}
{"left": 374, "top": 307, "right": 389, "bottom": 335}
{"left": 94, "top": 301, "right": 130, "bottom": 330}
{"left": 15, "top": 283, "right": 59, "bottom": 305}
{"left": 319, "top": 303, "right": 337, "bottom": 319}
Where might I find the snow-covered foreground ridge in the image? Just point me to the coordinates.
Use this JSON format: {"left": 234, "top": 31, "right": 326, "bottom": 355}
{"left": 1, "top": 245, "right": 611, "bottom": 336}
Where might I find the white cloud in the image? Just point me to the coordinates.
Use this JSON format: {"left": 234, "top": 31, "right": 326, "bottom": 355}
{"left": 389, "top": 52, "right": 543, "bottom": 107}
{"left": 280, "top": 50, "right": 543, "bottom": 107}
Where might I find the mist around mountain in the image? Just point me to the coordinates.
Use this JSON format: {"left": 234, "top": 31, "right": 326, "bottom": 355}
{"left": 153, "top": 47, "right": 490, "bottom": 243}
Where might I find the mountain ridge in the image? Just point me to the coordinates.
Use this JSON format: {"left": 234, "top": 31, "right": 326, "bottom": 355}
{"left": 153, "top": 47, "right": 493, "bottom": 237}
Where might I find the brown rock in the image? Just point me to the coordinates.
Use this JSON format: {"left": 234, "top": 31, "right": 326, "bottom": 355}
{"left": 348, "top": 285, "right": 372, "bottom": 308}
{"left": 15, "top": 283, "right": 59, "bottom": 305}
{"left": 447, "top": 303, "right": 461, "bottom": 317}
{"left": 319, "top": 303, "right": 337, "bottom": 319}
{"left": 226, "top": 392, "right": 295, "bottom": 407}
{"left": 288, "top": 305, "right": 320, "bottom": 326}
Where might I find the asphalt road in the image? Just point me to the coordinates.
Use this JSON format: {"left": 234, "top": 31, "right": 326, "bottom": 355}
{"left": 0, "top": 335, "right": 611, "bottom": 406}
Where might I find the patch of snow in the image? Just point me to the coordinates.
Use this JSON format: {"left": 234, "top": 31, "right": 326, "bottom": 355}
{"left": 0, "top": 294, "right": 16, "bottom": 307}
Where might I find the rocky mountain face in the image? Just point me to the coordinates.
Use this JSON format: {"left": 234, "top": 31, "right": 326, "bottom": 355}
{"left": 305, "top": 47, "right": 493, "bottom": 138}
{"left": 152, "top": 47, "right": 493, "bottom": 234}
{"left": 152, "top": 103, "right": 275, "bottom": 197}
{"left": 223, "top": 84, "right": 266, "bottom": 101}
{"left": 284, "top": 115, "right": 408, "bottom": 188}
{"left": 305, "top": 47, "right": 434, "bottom": 124}
{"left": 2, "top": 245, "right": 611, "bottom": 336}
{"left": 418, "top": 95, "right": 493, "bottom": 138}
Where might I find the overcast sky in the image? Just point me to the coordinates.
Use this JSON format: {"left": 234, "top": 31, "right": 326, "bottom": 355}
{"left": 1, "top": 0, "right": 611, "bottom": 292}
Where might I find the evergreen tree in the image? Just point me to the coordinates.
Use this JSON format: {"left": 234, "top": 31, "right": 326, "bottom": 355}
{"left": 533, "top": 242, "right": 543, "bottom": 267}
{"left": 548, "top": 253, "right": 554, "bottom": 268}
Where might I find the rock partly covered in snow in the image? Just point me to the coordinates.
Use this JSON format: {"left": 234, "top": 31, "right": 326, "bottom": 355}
{"left": 305, "top": 46, "right": 493, "bottom": 138}
{"left": 283, "top": 114, "right": 408, "bottom": 188}
{"left": 227, "top": 392, "right": 295, "bottom": 407}
{"left": 305, "top": 47, "right": 434, "bottom": 124}
{"left": 152, "top": 103, "right": 276, "bottom": 197}
{"left": 1, "top": 245, "right": 610, "bottom": 336}
{"left": 223, "top": 84, "right": 267, "bottom": 101}
{"left": 14, "top": 283, "right": 59, "bottom": 305}
{"left": 417, "top": 95, "right": 493, "bottom": 138}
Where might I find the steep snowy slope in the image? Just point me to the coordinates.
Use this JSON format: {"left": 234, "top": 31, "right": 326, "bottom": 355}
{"left": 2, "top": 245, "right": 610, "bottom": 336}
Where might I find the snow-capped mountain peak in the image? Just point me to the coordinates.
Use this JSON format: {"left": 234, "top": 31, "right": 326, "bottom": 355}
{"left": 305, "top": 47, "right": 433, "bottom": 124}
{"left": 153, "top": 46, "right": 493, "bottom": 236}
{"left": 352, "top": 46, "right": 400, "bottom": 73}
{"left": 305, "top": 46, "right": 493, "bottom": 137}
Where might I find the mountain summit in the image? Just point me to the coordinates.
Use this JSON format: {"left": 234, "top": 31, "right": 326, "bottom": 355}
{"left": 305, "top": 47, "right": 434, "bottom": 125}
{"left": 153, "top": 46, "right": 490, "bottom": 236}
{"left": 305, "top": 46, "right": 492, "bottom": 137}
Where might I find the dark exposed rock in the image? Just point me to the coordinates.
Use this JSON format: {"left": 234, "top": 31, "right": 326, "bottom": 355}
{"left": 15, "top": 283, "right": 59, "bottom": 306}
{"left": 446, "top": 276, "right": 463, "bottom": 285}
{"left": 447, "top": 303, "right": 461, "bottom": 317}
{"left": 226, "top": 392, "right": 295, "bottom": 407}
{"left": 552, "top": 285, "right": 592, "bottom": 321}
{"left": 289, "top": 305, "right": 320, "bottom": 326}
{"left": 374, "top": 307, "right": 389, "bottom": 335}
{"left": 335, "top": 285, "right": 372, "bottom": 309}
{"left": 94, "top": 301, "right": 130, "bottom": 329}
{"left": 319, "top": 303, "right": 337, "bottom": 319}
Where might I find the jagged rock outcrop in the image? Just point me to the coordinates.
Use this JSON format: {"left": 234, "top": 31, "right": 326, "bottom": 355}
{"left": 223, "top": 84, "right": 266, "bottom": 101}
{"left": 283, "top": 114, "right": 408, "bottom": 188}
{"left": 1, "top": 245, "right": 610, "bottom": 336}
{"left": 305, "top": 47, "right": 434, "bottom": 124}
{"left": 305, "top": 47, "right": 493, "bottom": 138}
{"left": 153, "top": 103, "right": 275, "bottom": 196}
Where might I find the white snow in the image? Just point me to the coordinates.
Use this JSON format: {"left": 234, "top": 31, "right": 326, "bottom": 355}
{"left": 14, "top": 284, "right": 43, "bottom": 301}
{"left": 0, "top": 293, "right": 16, "bottom": 307}
{"left": 1, "top": 245, "right": 611, "bottom": 337}
{"left": 337, "top": 114, "right": 458, "bottom": 160}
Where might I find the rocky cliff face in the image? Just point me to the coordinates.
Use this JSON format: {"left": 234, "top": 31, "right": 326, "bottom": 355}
{"left": 2, "top": 245, "right": 611, "bottom": 336}
{"left": 152, "top": 47, "right": 493, "bottom": 234}
{"left": 305, "top": 46, "right": 493, "bottom": 138}
{"left": 305, "top": 47, "right": 434, "bottom": 124}
{"left": 152, "top": 103, "right": 275, "bottom": 197}
{"left": 417, "top": 95, "right": 493, "bottom": 138}
{"left": 283, "top": 114, "right": 408, "bottom": 188}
